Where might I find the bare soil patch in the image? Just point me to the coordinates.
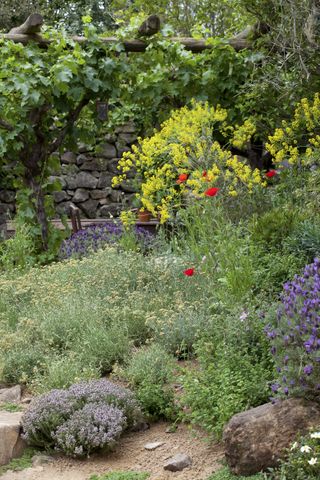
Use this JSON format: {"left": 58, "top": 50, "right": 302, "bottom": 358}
{"left": 1, "top": 422, "right": 224, "bottom": 480}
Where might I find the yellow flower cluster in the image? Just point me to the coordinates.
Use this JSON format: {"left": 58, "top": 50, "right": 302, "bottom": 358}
{"left": 266, "top": 93, "right": 320, "bottom": 166}
{"left": 113, "top": 101, "right": 265, "bottom": 223}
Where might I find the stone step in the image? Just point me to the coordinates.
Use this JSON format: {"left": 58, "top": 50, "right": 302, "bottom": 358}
{"left": 0, "top": 412, "right": 26, "bottom": 466}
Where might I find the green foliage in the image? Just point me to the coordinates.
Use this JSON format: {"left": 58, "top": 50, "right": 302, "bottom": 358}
{"left": 180, "top": 308, "right": 273, "bottom": 437}
{"left": 208, "top": 466, "right": 265, "bottom": 480}
{"left": 0, "top": 222, "right": 37, "bottom": 271}
{"left": 285, "top": 219, "right": 320, "bottom": 263}
{"left": 115, "top": 344, "right": 176, "bottom": 420}
{"left": 0, "top": 448, "right": 37, "bottom": 476}
{"left": 89, "top": 472, "right": 149, "bottom": 480}
{"left": 0, "top": 402, "right": 23, "bottom": 412}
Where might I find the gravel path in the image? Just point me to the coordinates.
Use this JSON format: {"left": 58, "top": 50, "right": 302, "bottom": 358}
{"left": 1, "top": 422, "right": 224, "bottom": 480}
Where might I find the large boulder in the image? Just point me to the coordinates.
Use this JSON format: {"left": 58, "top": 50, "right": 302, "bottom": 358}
{"left": 223, "top": 398, "right": 320, "bottom": 476}
{"left": 0, "top": 412, "right": 26, "bottom": 466}
{"left": 0, "top": 385, "right": 21, "bottom": 404}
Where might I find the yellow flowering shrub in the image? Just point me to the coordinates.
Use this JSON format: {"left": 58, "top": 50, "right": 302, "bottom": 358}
{"left": 266, "top": 93, "right": 320, "bottom": 166}
{"left": 113, "top": 101, "right": 265, "bottom": 223}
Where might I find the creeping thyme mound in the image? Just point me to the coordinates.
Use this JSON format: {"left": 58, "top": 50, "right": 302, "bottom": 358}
{"left": 266, "top": 258, "right": 320, "bottom": 400}
{"left": 22, "top": 379, "right": 141, "bottom": 456}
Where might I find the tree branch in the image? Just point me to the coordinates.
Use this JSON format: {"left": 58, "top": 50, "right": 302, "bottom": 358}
{"left": 0, "top": 119, "right": 14, "bottom": 132}
{"left": 49, "top": 97, "right": 90, "bottom": 154}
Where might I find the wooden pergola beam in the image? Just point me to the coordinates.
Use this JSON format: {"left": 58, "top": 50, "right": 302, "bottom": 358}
{"left": 1, "top": 14, "right": 252, "bottom": 52}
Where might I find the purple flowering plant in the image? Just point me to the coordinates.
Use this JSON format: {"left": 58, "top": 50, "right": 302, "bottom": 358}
{"left": 265, "top": 258, "right": 320, "bottom": 400}
{"left": 22, "top": 379, "right": 142, "bottom": 456}
{"left": 59, "top": 223, "right": 157, "bottom": 260}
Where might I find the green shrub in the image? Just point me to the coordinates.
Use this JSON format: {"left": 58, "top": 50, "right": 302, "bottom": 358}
{"left": 0, "top": 223, "right": 37, "bottom": 272}
{"left": 181, "top": 308, "right": 273, "bottom": 437}
{"left": 285, "top": 219, "right": 320, "bottom": 263}
{"left": 116, "top": 344, "right": 176, "bottom": 420}
{"left": 249, "top": 208, "right": 298, "bottom": 250}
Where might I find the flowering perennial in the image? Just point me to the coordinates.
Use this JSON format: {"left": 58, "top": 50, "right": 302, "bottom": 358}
{"left": 266, "top": 92, "right": 320, "bottom": 167}
{"left": 113, "top": 102, "right": 265, "bottom": 223}
{"left": 22, "top": 379, "right": 141, "bottom": 456}
{"left": 265, "top": 258, "right": 320, "bottom": 400}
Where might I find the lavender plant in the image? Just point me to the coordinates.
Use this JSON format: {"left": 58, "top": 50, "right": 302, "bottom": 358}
{"left": 59, "top": 223, "right": 157, "bottom": 259}
{"left": 22, "top": 379, "right": 141, "bottom": 455}
{"left": 265, "top": 258, "right": 320, "bottom": 400}
{"left": 53, "top": 404, "right": 125, "bottom": 456}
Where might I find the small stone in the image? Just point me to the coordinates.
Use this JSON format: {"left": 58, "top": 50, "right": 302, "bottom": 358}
{"left": 120, "top": 182, "right": 137, "bottom": 193}
{"left": 32, "top": 454, "right": 54, "bottom": 467}
{"left": 98, "top": 143, "right": 117, "bottom": 159}
{"left": 118, "top": 133, "right": 137, "bottom": 144}
{"left": 163, "top": 453, "right": 192, "bottom": 472}
{"left": 78, "top": 143, "right": 93, "bottom": 154}
{"left": 165, "top": 424, "right": 178, "bottom": 433}
{"left": 78, "top": 199, "right": 98, "bottom": 218}
{"left": 99, "top": 204, "right": 121, "bottom": 217}
{"left": 53, "top": 191, "right": 69, "bottom": 203}
{"left": 0, "top": 386, "right": 21, "bottom": 404}
{"left": 76, "top": 172, "right": 98, "bottom": 189}
{"left": 115, "top": 122, "right": 136, "bottom": 133}
{"left": 21, "top": 398, "right": 32, "bottom": 405}
{"left": 144, "top": 442, "right": 165, "bottom": 451}
{"left": 76, "top": 154, "right": 87, "bottom": 166}
{"left": 0, "top": 191, "right": 15, "bottom": 203}
{"left": 97, "top": 172, "right": 113, "bottom": 189}
{"left": 73, "top": 188, "right": 89, "bottom": 203}
{"left": 61, "top": 152, "right": 76, "bottom": 164}
{"left": 90, "top": 189, "right": 110, "bottom": 200}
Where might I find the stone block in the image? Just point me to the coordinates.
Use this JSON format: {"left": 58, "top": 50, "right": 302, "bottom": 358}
{"left": 0, "top": 412, "right": 26, "bottom": 466}
{"left": 223, "top": 398, "right": 320, "bottom": 476}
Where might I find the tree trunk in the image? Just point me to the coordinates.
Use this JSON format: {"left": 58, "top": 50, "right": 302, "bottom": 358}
{"left": 23, "top": 172, "right": 49, "bottom": 251}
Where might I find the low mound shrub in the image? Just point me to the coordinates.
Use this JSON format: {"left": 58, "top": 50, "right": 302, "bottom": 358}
{"left": 22, "top": 379, "right": 141, "bottom": 456}
{"left": 265, "top": 257, "right": 320, "bottom": 400}
{"left": 115, "top": 344, "right": 176, "bottom": 420}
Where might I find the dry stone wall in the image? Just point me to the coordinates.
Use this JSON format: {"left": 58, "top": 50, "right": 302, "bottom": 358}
{"left": 0, "top": 123, "right": 138, "bottom": 231}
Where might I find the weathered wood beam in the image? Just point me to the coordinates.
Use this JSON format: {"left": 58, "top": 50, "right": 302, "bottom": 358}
{"left": 0, "top": 33, "right": 251, "bottom": 52}
{"left": 9, "top": 13, "right": 43, "bottom": 35}
{"left": 1, "top": 13, "right": 256, "bottom": 52}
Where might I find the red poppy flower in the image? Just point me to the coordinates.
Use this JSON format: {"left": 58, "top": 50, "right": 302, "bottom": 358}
{"left": 202, "top": 171, "right": 207, "bottom": 177}
{"left": 265, "top": 170, "right": 277, "bottom": 178}
{"left": 183, "top": 268, "right": 195, "bottom": 276}
{"left": 204, "top": 187, "right": 220, "bottom": 197}
{"left": 177, "top": 173, "right": 188, "bottom": 184}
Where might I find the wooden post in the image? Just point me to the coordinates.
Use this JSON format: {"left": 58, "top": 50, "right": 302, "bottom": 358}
{"left": 70, "top": 205, "right": 82, "bottom": 234}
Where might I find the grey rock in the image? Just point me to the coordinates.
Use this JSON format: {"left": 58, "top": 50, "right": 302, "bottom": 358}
{"left": 73, "top": 188, "right": 89, "bottom": 203}
{"left": 90, "top": 189, "right": 111, "bottom": 200}
{"left": 78, "top": 199, "right": 98, "bottom": 218}
{"left": 67, "top": 190, "right": 75, "bottom": 196}
{"left": 110, "top": 190, "right": 124, "bottom": 203}
{"left": 0, "top": 386, "right": 21, "bottom": 404}
{"left": 0, "top": 204, "right": 14, "bottom": 214}
{"left": 0, "top": 411, "right": 26, "bottom": 466}
{"left": 163, "top": 453, "right": 192, "bottom": 472}
{"left": 91, "top": 171, "right": 101, "bottom": 178}
{"left": 61, "top": 164, "right": 79, "bottom": 175}
{"left": 98, "top": 143, "right": 117, "bottom": 159}
{"left": 104, "top": 133, "right": 117, "bottom": 143}
{"left": 21, "top": 397, "right": 32, "bottom": 405}
{"left": 120, "top": 182, "right": 137, "bottom": 193}
{"left": 76, "top": 172, "right": 98, "bottom": 189}
{"left": 78, "top": 142, "right": 93, "bottom": 154}
{"left": 0, "top": 191, "right": 15, "bottom": 204}
{"left": 53, "top": 191, "right": 70, "bottom": 203}
{"left": 65, "top": 175, "right": 78, "bottom": 190}
{"left": 99, "top": 204, "right": 121, "bottom": 217}
{"left": 116, "top": 142, "right": 131, "bottom": 157}
{"left": 115, "top": 122, "right": 136, "bottom": 133}
{"left": 98, "top": 199, "right": 110, "bottom": 206}
{"left": 49, "top": 176, "right": 67, "bottom": 189}
{"left": 144, "top": 442, "right": 165, "bottom": 451}
{"left": 223, "top": 398, "right": 320, "bottom": 476}
{"left": 108, "top": 159, "right": 120, "bottom": 175}
{"left": 61, "top": 152, "right": 77, "bottom": 164}
{"left": 76, "top": 154, "right": 87, "bottom": 166}
{"left": 80, "top": 158, "right": 107, "bottom": 171}
{"left": 118, "top": 133, "right": 137, "bottom": 144}
{"left": 32, "top": 454, "right": 54, "bottom": 467}
{"left": 56, "top": 201, "right": 77, "bottom": 216}
{"left": 97, "top": 172, "right": 113, "bottom": 189}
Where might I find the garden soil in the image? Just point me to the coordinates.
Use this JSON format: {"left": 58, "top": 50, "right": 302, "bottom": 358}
{"left": 1, "top": 422, "right": 224, "bottom": 480}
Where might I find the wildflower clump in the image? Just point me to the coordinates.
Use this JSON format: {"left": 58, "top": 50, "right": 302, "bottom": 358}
{"left": 22, "top": 379, "right": 141, "bottom": 456}
{"left": 269, "top": 430, "right": 320, "bottom": 479}
{"left": 266, "top": 92, "right": 320, "bottom": 167}
{"left": 113, "top": 101, "right": 265, "bottom": 223}
{"left": 265, "top": 258, "right": 320, "bottom": 400}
